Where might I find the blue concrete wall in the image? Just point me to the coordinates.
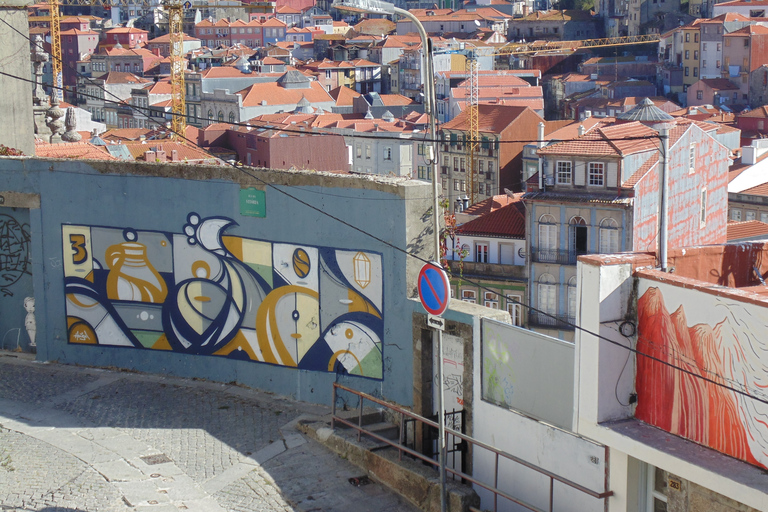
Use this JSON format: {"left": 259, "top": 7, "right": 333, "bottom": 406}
{"left": 0, "top": 157, "right": 431, "bottom": 406}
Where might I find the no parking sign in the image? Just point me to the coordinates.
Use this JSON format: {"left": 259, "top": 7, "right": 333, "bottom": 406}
{"left": 418, "top": 262, "right": 450, "bottom": 317}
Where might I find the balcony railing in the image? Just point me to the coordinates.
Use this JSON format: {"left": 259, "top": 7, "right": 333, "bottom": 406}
{"left": 528, "top": 311, "right": 575, "bottom": 330}
{"left": 530, "top": 247, "right": 588, "bottom": 265}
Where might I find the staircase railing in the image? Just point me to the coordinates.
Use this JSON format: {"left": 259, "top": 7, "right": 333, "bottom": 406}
{"left": 331, "top": 383, "right": 613, "bottom": 512}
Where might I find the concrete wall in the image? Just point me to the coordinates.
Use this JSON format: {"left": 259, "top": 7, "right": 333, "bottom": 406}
{"left": 0, "top": 0, "right": 35, "bottom": 156}
{"left": 0, "top": 156, "right": 435, "bottom": 406}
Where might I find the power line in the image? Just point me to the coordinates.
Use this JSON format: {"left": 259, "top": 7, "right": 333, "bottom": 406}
{"left": 6, "top": 20, "right": 761, "bottom": 411}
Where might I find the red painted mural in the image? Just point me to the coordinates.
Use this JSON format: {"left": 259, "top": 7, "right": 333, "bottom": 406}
{"left": 636, "top": 286, "right": 764, "bottom": 468}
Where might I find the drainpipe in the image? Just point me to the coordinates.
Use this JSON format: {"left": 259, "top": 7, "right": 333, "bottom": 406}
{"left": 659, "top": 123, "right": 671, "bottom": 272}
{"left": 538, "top": 121, "right": 545, "bottom": 189}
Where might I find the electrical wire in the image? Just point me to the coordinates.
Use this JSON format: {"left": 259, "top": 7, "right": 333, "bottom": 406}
{"left": 6, "top": 19, "right": 765, "bottom": 410}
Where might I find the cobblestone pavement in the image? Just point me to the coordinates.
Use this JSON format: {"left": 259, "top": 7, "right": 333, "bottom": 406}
{"left": 0, "top": 352, "right": 420, "bottom": 512}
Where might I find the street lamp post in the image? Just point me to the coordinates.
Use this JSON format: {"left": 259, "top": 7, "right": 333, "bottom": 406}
{"left": 332, "top": 2, "right": 445, "bottom": 511}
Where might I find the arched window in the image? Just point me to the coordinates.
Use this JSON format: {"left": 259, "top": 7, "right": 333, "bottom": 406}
{"left": 599, "top": 217, "right": 620, "bottom": 254}
{"left": 218, "top": 111, "right": 224, "bottom": 122}
{"left": 207, "top": 109, "right": 213, "bottom": 122}
{"left": 567, "top": 276, "right": 577, "bottom": 323}
{"left": 537, "top": 273, "right": 557, "bottom": 324}
{"left": 229, "top": 112, "right": 235, "bottom": 123}
{"left": 538, "top": 214, "right": 557, "bottom": 262}
{"left": 569, "top": 216, "right": 588, "bottom": 260}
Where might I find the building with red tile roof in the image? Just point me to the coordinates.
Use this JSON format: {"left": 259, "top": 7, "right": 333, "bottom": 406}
{"left": 523, "top": 99, "right": 730, "bottom": 340}
{"left": 727, "top": 220, "right": 768, "bottom": 241}
{"left": 103, "top": 27, "right": 149, "bottom": 49}
{"left": 34, "top": 140, "right": 118, "bottom": 160}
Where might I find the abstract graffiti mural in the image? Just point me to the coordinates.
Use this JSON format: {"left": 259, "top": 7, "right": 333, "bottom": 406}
{"left": 0, "top": 213, "right": 31, "bottom": 297}
{"left": 62, "top": 213, "right": 384, "bottom": 379}
{"left": 637, "top": 285, "right": 768, "bottom": 470}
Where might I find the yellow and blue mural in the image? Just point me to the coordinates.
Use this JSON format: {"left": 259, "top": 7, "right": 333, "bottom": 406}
{"left": 61, "top": 213, "right": 385, "bottom": 380}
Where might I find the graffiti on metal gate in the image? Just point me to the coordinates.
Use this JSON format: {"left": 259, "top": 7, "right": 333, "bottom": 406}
{"left": 0, "top": 214, "right": 31, "bottom": 297}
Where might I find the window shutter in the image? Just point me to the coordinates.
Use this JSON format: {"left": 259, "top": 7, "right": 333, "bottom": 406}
{"left": 574, "top": 161, "right": 586, "bottom": 186}
{"left": 606, "top": 161, "right": 618, "bottom": 188}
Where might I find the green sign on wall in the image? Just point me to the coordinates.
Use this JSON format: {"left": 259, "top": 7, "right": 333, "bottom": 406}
{"left": 240, "top": 188, "right": 266, "bottom": 217}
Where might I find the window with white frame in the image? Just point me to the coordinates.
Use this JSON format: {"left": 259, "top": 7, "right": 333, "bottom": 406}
{"left": 761, "top": 212, "right": 768, "bottom": 223}
{"left": 365, "top": 145, "right": 371, "bottom": 159}
{"left": 506, "top": 295, "right": 522, "bottom": 326}
{"left": 731, "top": 209, "right": 742, "bottom": 221}
{"left": 588, "top": 162, "right": 604, "bottom": 186}
{"left": 689, "top": 143, "right": 696, "bottom": 172}
{"left": 383, "top": 147, "right": 392, "bottom": 160}
{"left": 484, "top": 291, "right": 499, "bottom": 309}
{"left": 599, "top": 217, "right": 619, "bottom": 253}
{"left": 356, "top": 144, "right": 361, "bottom": 158}
{"left": 567, "top": 276, "right": 577, "bottom": 323}
{"left": 645, "top": 465, "right": 667, "bottom": 511}
{"left": 700, "top": 188, "right": 708, "bottom": 226}
{"left": 538, "top": 273, "right": 557, "bottom": 316}
{"left": 538, "top": 213, "right": 558, "bottom": 256}
{"left": 476, "top": 242, "right": 489, "bottom": 263}
{"left": 461, "top": 289, "right": 476, "bottom": 303}
{"left": 746, "top": 210, "right": 756, "bottom": 221}
{"left": 556, "top": 161, "right": 572, "bottom": 184}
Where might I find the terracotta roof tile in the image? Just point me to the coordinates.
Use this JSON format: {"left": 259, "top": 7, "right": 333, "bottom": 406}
{"left": 238, "top": 81, "right": 333, "bottom": 107}
{"left": 329, "top": 85, "right": 361, "bottom": 106}
{"left": 34, "top": 140, "right": 118, "bottom": 160}
{"left": 442, "top": 104, "right": 539, "bottom": 133}
{"left": 727, "top": 220, "right": 768, "bottom": 241}
{"left": 456, "top": 193, "right": 526, "bottom": 238}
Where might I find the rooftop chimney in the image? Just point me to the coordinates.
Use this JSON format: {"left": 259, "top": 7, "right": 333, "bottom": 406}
{"left": 578, "top": 124, "right": 585, "bottom": 136}
{"left": 537, "top": 121, "right": 545, "bottom": 148}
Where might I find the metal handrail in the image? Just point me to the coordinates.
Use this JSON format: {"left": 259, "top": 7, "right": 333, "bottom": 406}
{"left": 331, "top": 383, "right": 612, "bottom": 512}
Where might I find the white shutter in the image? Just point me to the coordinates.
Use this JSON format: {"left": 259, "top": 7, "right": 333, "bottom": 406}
{"left": 606, "top": 161, "right": 618, "bottom": 188}
{"left": 574, "top": 161, "right": 586, "bottom": 186}
{"left": 499, "top": 243, "right": 515, "bottom": 265}
{"left": 540, "top": 224, "right": 557, "bottom": 251}
{"left": 538, "top": 284, "right": 556, "bottom": 314}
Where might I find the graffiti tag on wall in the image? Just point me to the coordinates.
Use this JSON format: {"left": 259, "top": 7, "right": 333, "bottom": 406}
{"left": 62, "top": 213, "right": 385, "bottom": 379}
{"left": 0, "top": 214, "right": 31, "bottom": 297}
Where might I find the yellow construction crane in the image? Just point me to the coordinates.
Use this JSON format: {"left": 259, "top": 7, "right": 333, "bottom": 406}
{"left": 46, "top": 0, "right": 272, "bottom": 138}
{"left": 464, "top": 51, "right": 478, "bottom": 205}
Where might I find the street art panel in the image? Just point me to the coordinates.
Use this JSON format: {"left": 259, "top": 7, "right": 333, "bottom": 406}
{"left": 481, "top": 318, "right": 574, "bottom": 430}
{"left": 61, "top": 213, "right": 384, "bottom": 379}
{"left": 0, "top": 208, "right": 34, "bottom": 352}
{"left": 637, "top": 284, "right": 768, "bottom": 470}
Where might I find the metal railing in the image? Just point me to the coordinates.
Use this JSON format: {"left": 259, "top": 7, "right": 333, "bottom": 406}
{"left": 331, "top": 383, "right": 612, "bottom": 512}
{"left": 528, "top": 311, "right": 575, "bottom": 330}
{"left": 530, "top": 247, "right": 589, "bottom": 265}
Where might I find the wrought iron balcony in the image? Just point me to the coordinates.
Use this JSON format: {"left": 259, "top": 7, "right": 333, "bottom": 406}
{"left": 528, "top": 311, "right": 575, "bottom": 330}
{"left": 530, "top": 247, "right": 589, "bottom": 265}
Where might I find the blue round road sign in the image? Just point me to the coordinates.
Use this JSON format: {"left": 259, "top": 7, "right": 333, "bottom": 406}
{"left": 418, "top": 262, "right": 450, "bottom": 316}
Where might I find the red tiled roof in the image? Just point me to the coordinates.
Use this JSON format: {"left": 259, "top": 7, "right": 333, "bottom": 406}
{"left": 727, "top": 220, "right": 768, "bottom": 241}
{"left": 329, "top": 85, "right": 361, "bottom": 106}
{"left": 59, "top": 28, "right": 98, "bottom": 36}
{"left": 456, "top": 193, "right": 526, "bottom": 238}
{"left": 238, "top": 81, "right": 333, "bottom": 107}
{"left": 462, "top": 193, "right": 519, "bottom": 215}
{"left": 121, "top": 141, "right": 221, "bottom": 163}
{"left": 538, "top": 120, "right": 659, "bottom": 157}
{"left": 101, "top": 72, "right": 151, "bottom": 85}
{"left": 380, "top": 94, "right": 414, "bottom": 106}
{"left": 442, "top": 104, "right": 539, "bottom": 133}
{"left": 739, "top": 106, "right": 768, "bottom": 119}
{"left": 34, "top": 140, "right": 118, "bottom": 160}
{"left": 697, "top": 78, "right": 740, "bottom": 91}
{"left": 623, "top": 153, "right": 659, "bottom": 189}
{"left": 147, "top": 33, "right": 200, "bottom": 43}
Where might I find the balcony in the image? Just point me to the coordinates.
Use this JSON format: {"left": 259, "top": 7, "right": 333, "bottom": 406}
{"left": 446, "top": 260, "right": 526, "bottom": 280}
{"left": 528, "top": 311, "right": 574, "bottom": 330}
{"left": 530, "top": 247, "right": 588, "bottom": 265}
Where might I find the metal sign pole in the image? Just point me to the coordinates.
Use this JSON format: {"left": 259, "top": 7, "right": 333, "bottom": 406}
{"left": 436, "top": 327, "right": 447, "bottom": 512}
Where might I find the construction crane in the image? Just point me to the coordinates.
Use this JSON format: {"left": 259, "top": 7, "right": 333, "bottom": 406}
{"left": 46, "top": 0, "right": 272, "bottom": 138}
{"left": 464, "top": 50, "right": 478, "bottom": 205}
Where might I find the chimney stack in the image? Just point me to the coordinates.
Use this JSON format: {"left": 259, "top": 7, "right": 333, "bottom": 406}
{"left": 578, "top": 124, "right": 585, "bottom": 136}
{"left": 537, "top": 121, "right": 545, "bottom": 148}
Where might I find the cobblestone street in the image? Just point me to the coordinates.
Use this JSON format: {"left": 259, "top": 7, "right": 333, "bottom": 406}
{"left": 0, "top": 352, "right": 419, "bottom": 512}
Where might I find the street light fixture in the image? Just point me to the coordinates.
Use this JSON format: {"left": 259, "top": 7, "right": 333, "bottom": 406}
{"left": 332, "top": 2, "right": 446, "bottom": 512}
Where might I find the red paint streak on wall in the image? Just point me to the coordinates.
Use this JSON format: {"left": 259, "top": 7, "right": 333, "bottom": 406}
{"left": 636, "top": 287, "right": 761, "bottom": 467}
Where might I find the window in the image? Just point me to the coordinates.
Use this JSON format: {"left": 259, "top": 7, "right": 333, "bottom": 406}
{"left": 418, "top": 144, "right": 424, "bottom": 155}
{"left": 504, "top": 295, "right": 521, "bottom": 326}
{"left": 694, "top": 33, "right": 698, "bottom": 43}
{"left": 461, "top": 289, "right": 476, "bottom": 303}
{"left": 697, "top": 90, "right": 703, "bottom": 100}
{"left": 365, "top": 145, "right": 371, "bottom": 159}
{"left": 599, "top": 217, "right": 619, "bottom": 253}
{"left": 538, "top": 214, "right": 557, "bottom": 261}
{"left": 454, "top": 180, "right": 461, "bottom": 191}
{"left": 487, "top": 161, "right": 494, "bottom": 179}
{"left": 702, "top": 60, "right": 707, "bottom": 67}
{"left": 476, "top": 243, "right": 489, "bottom": 263}
{"left": 229, "top": 112, "right": 235, "bottom": 123}
{"left": 689, "top": 143, "right": 696, "bottom": 172}
{"left": 693, "top": 50, "right": 698, "bottom": 60}
{"left": 685, "top": 50, "right": 689, "bottom": 59}
{"left": 567, "top": 276, "right": 577, "bottom": 323}
{"left": 557, "top": 161, "right": 572, "bottom": 184}
{"left": 761, "top": 213, "right": 768, "bottom": 223}
{"left": 207, "top": 109, "right": 213, "bottom": 121}
{"left": 731, "top": 209, "right": 742, "bottom": 221}
{"left": 685, "top": 33, "right": 690, "bottom": 42}
{"left": 746, "top": 210, "right": 756, "bottom": 221}
{"left": 356, "top": 145, "right": 361, "bottom": 158}
{"left": 716, "top": 60, "right": 721, "bottom": 68}
{"left": 588, "top": 162, "right": 604, "bottom": 186}
{"left": 538, "top": 273, "right": 556, "bottom": 316}
{"left": 685, "top": 67, "right": 689, "bottom": 76}
{"left": 460, "top": 180, "right": 466, "bottom": 191}
{"left": 570, "top": 216, "right": 588, "bottom": 257}
{"left": 703, "top": 43, "right": 707, "bottom": 51}
{"left": 484, "top": 292, "right": 498, "bottom": 309}
{"left": 383, "top": 147, "right": 392, "bottom": 161}
{"left": 693, "top": 67, "right": 698, "bottom": 77}
{"left": 646, "top": 466, "right": 668, "bottom": 512}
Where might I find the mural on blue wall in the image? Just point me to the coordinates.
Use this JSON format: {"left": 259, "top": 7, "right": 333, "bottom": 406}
{"left": 62, "top": 213, "right": 385, "bottom": 379}
{"left": 0, "top": 213, "right": 31, "bottom": 297}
